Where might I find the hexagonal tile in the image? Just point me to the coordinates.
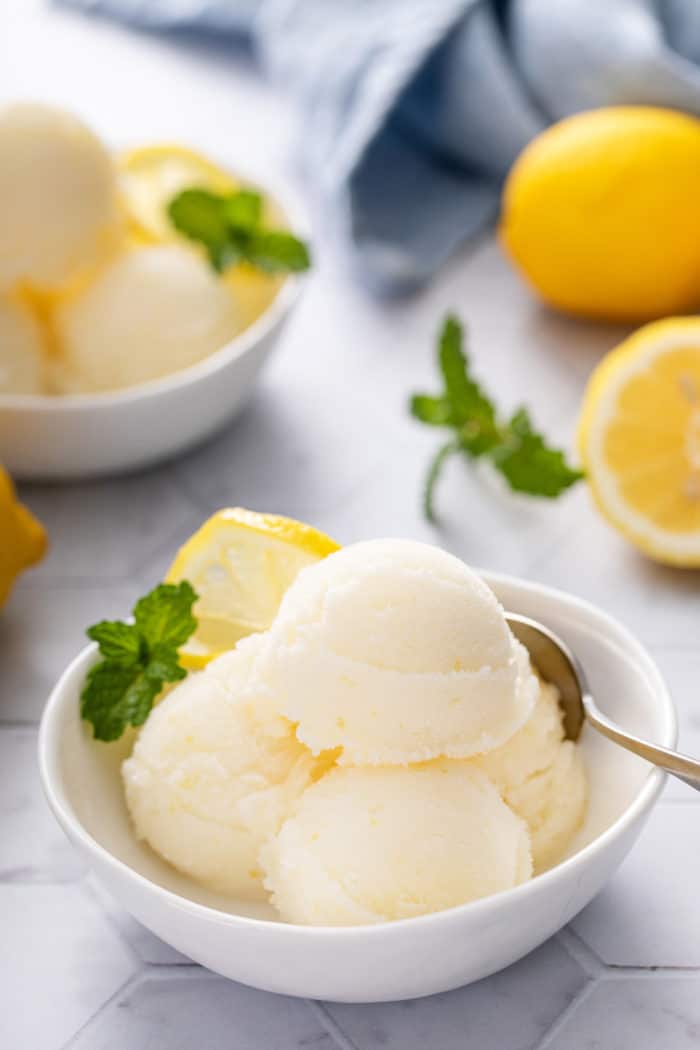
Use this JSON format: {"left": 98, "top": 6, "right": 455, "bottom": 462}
{"left": 170, "top": 380, "right": 400, "bottom": 524}
{"left": 87, "top": 877, "right": 190, "bottom": 965}
{"left": 17, "top": 472, "right": 200, "bottom": 581}
{"left": 318, "top": 446, "right": 582, "bottom": 580}
{"left": 325, "top": 939, "right": 587, "bottom": 1050}
{"left": 70, "top": 971, "right": 337, "bottom": 1050}
{"left": 546, "top": 974, "right": 700, "bottom": 1049}
{"left": 0, "top": 582, "right": 141, "bottom": 722}
{"left": 0, "top": 883, "right": 137, "bottom": 1050}
{"left": 571, "top": 805, "right": 700, "bottom": 966}
{"left": 0, "top": 727, "right": 84, "bottom": 883}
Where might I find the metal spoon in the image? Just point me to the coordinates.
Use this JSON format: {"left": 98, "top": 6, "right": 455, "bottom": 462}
{"left": 506, "top": 612, "right": 700, "bottom": 792}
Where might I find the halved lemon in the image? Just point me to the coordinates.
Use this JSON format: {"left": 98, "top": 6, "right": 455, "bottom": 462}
{"left": 165, "top": 508, "right": 340, "bottom": 667}
{"left": 578, "top": 318, "right": 700, "bottom": 565}
{"left": 118, "top": 143, "right": 238, "bottom": 242}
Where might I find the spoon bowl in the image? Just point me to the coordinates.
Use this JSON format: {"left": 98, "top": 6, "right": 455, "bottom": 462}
{"left": 507, "top": 612, "right": 700, "bottom": 791}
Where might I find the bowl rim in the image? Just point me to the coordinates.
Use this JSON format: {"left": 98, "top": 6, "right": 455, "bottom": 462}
{"left": 0, "top": 156, "right": 308, "bottom": 412}
{"left": 38, "top": 570, "right": 676, "bottom": 940}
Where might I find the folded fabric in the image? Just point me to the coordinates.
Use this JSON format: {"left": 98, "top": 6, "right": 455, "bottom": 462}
{"left": 57, "top": 0, "right": 700, "bottom": 293}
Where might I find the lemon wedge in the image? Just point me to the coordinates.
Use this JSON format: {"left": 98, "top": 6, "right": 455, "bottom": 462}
{"left": 578, "top": 318, "right": 700, "bottom": 565}
{"left": 165, "top": 508, "right": 340, "bottom": 667}
{"left": 118, "top": 143, "right": 238, "bottom": 242}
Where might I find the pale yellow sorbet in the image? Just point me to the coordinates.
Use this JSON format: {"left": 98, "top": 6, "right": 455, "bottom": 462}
{"left": 0, "top": 102, "right": 121, "bottom": 291}
{"left": 261, "top": 763, "right": 532, "bottom": 925}
{"left": 52, "top": 245, "right": 240, "bottom": 393}
{"left": 0, "top": 294, "right": 46, "bottom": 394}
{"left": 469, "top": 678, "right": 586, "bottom": 871}
{"left": 254, "top": 539, "right": 538, "bottom": 765}
{"left": 122, "top": 636, "right": 321, "bottom": 898}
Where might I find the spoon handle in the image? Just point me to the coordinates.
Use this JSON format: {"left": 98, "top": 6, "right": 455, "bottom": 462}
{"left": 583, "top": 694, "right": 700, "bottom": 791}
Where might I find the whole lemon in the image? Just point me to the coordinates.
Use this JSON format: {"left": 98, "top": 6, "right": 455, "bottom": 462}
{"left": 500, "top": 107, "right": 700, "bottom": 323}
{"left": 0, "top": 466, "right": 46, "bottom": 607}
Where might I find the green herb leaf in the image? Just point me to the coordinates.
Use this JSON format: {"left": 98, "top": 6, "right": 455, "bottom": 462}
{"left": 246, "top": 231, "right": 311, "bottom": 274}
{"left": 80, "top": 662, "right": 158, "bottom": 743}
{"left": 438, "top": 316, "right": 496, "bottom": 430}
{"left": 411, "top": 316, "right": 584, "bottom": 519}
{"left": 410, "top": 394, "right": 454, "bottom": 426}
{"left": 168, "top": 186, "right": 311, "bottom": 276}
{"left": 133, "top": 582, "right": 197, "bottom": 650}
{"left": 490, "top": 408, "right": 585, "bottom": 498}
{"left": 80, "top": 581, "right": 198, "bottom": 742}
{"left": 167, "top": 188, "right": 228, "bottom": 270}
{"left": 224, "top": 190, "right": 263, "bottom": 232}
{"left": 86, "top": 621, "right": 142, "bottom": 664}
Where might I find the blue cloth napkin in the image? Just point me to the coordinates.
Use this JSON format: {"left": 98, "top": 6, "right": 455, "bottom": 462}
{"left": 58, "top": 0, "right": 700, "bottom": 293}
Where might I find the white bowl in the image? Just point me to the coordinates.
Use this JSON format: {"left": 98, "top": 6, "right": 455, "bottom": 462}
{"left": 0, "top": 180, "right": 305, "bottom": 481}
{"left": 38, "top": 572, "right": 675, "bottom": 1003}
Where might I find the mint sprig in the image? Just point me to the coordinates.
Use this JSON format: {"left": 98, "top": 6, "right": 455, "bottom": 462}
{"left": 80, "top": 581, "right": 198, "bottom": 742}
{"left": 411, "top": 316, "right": 584, "bottom": 521}
{"left": 167, "top": 187, "right": 311, "bottom": 275}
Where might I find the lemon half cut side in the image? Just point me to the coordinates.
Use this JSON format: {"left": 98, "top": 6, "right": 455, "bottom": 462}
{"left": 578, "top": 318, "right": 700, "bottom": 566}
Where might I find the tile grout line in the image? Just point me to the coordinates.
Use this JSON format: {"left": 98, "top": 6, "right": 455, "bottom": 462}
{"left": 60, "top": 967, "right": 146, "bottom": 1050}
{"left": 307, "top": 1000, "right": 363, "bottom": 1050}
{"left": 534, "top": 974, "right": 599, "bottom": 1050}
{"left": 600, "top": 964, "right": 700, "bottom": 979}
{"left": 557, "top": 926, "right": 605, "bottom": 977}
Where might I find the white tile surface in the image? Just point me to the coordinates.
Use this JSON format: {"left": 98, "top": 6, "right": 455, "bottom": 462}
{"left": 651, "top": 649, "right": 700, "bottom": 800}
{"left": 18, "top": 474, "right": 201, "bottom": 582}
{"left": 0, "top": 883, "right": 137, "bottom": 1050}
{"left": 571, "top": 804, "right": 700, "bottom": 967}
{"left": 0, "top": 582, "right": 142, "bottom": 721}
{"left": 2, "top": 2, "right": 700, "bottom": 1048}
{"left": 70, "top": 971, "right": 336, "bottom": 1050}
{"left": 546, "top": 975, "right": 700, "bottom": 1050}
{"left": 87, "top": 877, "right": 191, "bottom": 965}
{"left": 0, "top": 727, "right": 85, "bottom": 883}
{"left": 325, "top": 940, "right": 587, "bottom": 1050}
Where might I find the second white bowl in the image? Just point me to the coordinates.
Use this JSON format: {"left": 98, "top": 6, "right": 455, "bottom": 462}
{"left": 0, "top": 172, "right": 305, "bottom": 480}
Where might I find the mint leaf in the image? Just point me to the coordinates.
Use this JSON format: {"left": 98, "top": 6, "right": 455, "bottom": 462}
{"left": 133, "top": 581, "right": 197, "bottom": 650}
{"left": 146, "top": 644, "right": 188, "bottom": 684}
{"left": 168, "top": 185, "right": 311, "bottom": 276}
{"left": 80, "top": 662, "right": 157, "bottom": 742}
{"left": 410, "top": 395, "right": 454, "bottom": 426}
{"left": 224, "top": 190, "right": 263, "bottom": 232}
{"left": 490, "top": 409, "right": 585, "bottom": 498}
{"left": 86, "top": 621, "right": 142, "bottom": 664}
{"left": 438, "top": 316, "right": 496, "bottom": 430}
{"left": 81, "top": 581, "right": 198, "bottom": 742}
{"left": 167, "top": 189, "right": 228, "bottom": 270}
{"left": 246, "top": 231, "right": 311, "bottom": 274}
{"left": 411, "top": 315, "right": 584, "bottom": 519}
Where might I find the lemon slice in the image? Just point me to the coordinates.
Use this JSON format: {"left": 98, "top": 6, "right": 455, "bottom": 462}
{"left": 118, "top": 143, "right": 238, "bottom": 242}
{"left": 165, "top": 508, "right": 340, "bottom": 667}
{"left": 578, "top": 318, "right": 700, "bottom": 565}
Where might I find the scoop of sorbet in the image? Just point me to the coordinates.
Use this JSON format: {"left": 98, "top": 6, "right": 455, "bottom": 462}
{"left": 122, "top": 636, "right": 323, "bottom": 898}
{"left": 255, "top": 539, "right": 537, "bottom": 765}
{"left": 261, "top": 762, "right": 532, "bottom": 925}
